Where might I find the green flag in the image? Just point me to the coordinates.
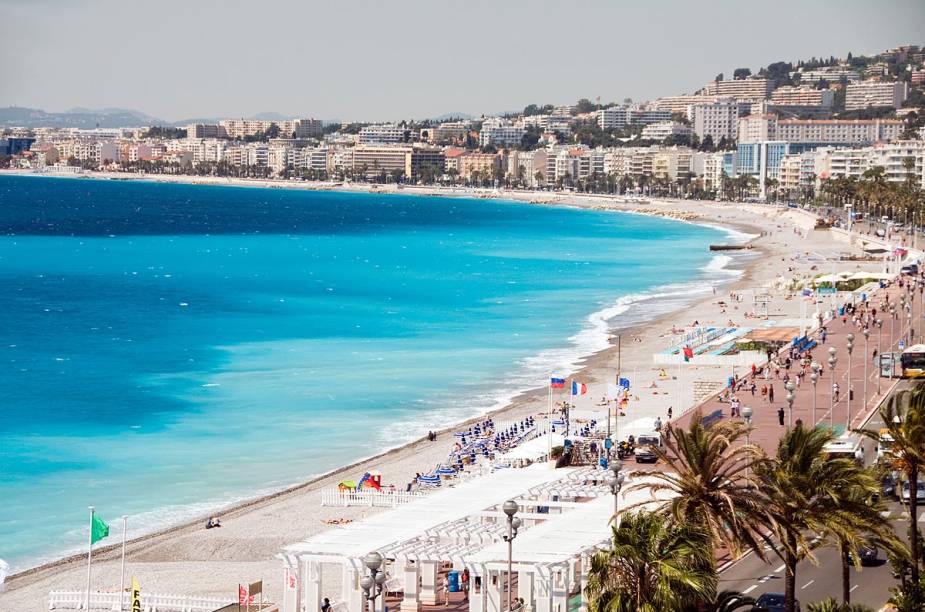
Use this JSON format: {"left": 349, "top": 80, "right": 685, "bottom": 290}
{"left": 90, "top": 511, "right": 109, "bottom": 545}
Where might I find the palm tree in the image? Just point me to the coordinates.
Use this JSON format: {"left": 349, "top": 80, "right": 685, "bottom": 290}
{"left": 821, "top": 477, "right": 900, "bottom": 606}
{"left": 858, "top": 386, "right": 925, "bottom": 590}
{"left": 584, "top": 510, "right": 716, "bottom": 612}
{"left": 805, "top": 598, "right": 874, "bottom": 612}
{"left": 627, "top": 411, "right": 771, "bottom": 561}
{"left": 756, "top": 425, "right": 883, "bottom": 612}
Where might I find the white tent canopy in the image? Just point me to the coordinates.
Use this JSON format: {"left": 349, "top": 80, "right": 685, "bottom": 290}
{"left": 495, "top": 433, "right": 565, "bottom": 462}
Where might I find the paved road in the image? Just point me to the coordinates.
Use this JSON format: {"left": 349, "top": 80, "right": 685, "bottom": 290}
{"left": 717, "top": 380, "right": 919, "bottom": 609}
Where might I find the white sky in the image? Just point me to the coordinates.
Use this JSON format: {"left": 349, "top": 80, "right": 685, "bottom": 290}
{"left": 1, "top": 0, "right": 922, "bottom": 122}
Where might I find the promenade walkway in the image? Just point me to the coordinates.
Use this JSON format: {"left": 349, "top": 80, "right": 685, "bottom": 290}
{"left": 662, "top": 278, "right": 919, "bottom": 457}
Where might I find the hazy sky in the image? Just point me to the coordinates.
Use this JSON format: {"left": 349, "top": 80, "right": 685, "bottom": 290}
{"left": 1, "top": 0, "right": 923, "bottom": 122}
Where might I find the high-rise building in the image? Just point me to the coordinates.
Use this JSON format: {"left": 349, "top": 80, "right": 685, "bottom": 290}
{"left": 358, "top": 124, "right": 411, "bottom": 145}
{"left": 478, "top": 118, "right": 525, "bottom": 147}
{"left": 738, "top": 114, "right": 903, "bottom": 148}
{"left": 768, "top": 86, "right": 835, "bottom": 108}
{"left": 702, "top": 78, "right": 773, "bottom": 103}
{"left": 689, "top": 99, "right": 740, "bottom": 143}
{"left": 844, "top": 81, "right": 909, "bottom": 110}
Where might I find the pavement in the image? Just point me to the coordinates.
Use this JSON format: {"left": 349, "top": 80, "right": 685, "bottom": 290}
{"left": 628, "top": 277, "right": 923, "bottom": 608}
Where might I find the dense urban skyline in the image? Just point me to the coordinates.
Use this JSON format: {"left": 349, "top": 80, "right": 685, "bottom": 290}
{"left": 1, "top": 0, "right": 924, "bottom": 122}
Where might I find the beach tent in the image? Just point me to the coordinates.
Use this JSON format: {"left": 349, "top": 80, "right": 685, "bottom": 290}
{"left": 337, "top": 481, "right": 357, "bottom": 491}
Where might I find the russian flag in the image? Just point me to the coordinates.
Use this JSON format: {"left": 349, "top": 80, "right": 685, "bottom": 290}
{"left": 571, "top": 380, "right": 587, "bottom": 396}
{"left": 550, "top": 377, "right": 566, "bottom": 389}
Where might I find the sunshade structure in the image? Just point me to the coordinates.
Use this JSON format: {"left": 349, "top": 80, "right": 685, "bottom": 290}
{"left": 847, "top": 271, "right": 893, "bottom": 281}
{"left": 278, "top": 464, "right": 625, "bottom": 612}
{"left": 741, "top": 327, "right": 802, "bottom": 344}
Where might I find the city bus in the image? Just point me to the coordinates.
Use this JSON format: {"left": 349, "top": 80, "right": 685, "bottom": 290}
{"left": 900, "top": 345, "right": 925, "bottom": 378}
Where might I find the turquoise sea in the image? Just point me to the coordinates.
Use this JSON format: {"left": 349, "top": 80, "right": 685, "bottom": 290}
{"left": 0, "top": 175, "right": 740, "bottom": 570}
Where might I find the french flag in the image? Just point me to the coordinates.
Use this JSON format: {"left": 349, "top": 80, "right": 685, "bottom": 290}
{"left": 571, "top": 380, "right": 587, "bottom": 396}
{"left": 550, "top": 377, "right": 566, "bottom": 389}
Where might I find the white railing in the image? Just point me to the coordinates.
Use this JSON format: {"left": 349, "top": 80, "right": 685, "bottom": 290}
{"left": 48, "top": 590, "right": 234, "bottom": 611}
{"left": 320, "top": 489, "right": 426, "bottom": 508}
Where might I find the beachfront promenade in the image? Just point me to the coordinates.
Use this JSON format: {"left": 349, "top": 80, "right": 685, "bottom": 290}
{"left": 667, "top": 278, "right": 914, "bottom": 457}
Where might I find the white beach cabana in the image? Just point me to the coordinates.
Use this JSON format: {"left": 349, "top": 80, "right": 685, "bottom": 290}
{"left": 279, "top": 464, "right": 614, "bottom": 612}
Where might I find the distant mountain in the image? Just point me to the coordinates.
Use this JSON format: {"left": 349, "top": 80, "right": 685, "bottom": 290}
{"left": 0, "top": 106, "right": 166, "bottom": 128}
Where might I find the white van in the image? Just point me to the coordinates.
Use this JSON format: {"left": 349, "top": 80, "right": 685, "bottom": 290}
{"left": 823, "top": 435, "right": 865, "bottom": 465}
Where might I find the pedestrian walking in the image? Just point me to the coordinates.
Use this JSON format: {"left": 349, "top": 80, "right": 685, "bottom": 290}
{"left": 778, "top": 406, "right": 785, "bottom": 426}
{"left": 833, "top": 382, "right": 840, "bottom": 403}
{"left": 769, "top": 384, "right": 775, "bottom": 403}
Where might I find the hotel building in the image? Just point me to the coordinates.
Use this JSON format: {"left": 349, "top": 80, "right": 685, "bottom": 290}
{"left": 844, "top": 81, "right": 909, "bottom": 110}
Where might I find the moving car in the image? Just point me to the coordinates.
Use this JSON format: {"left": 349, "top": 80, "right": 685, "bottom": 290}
{"left": 882, "top": 473, "right": 898, "bottom": 499}
{"left": 633, "top": 432, "right": 662, "bottom": 463}
{"left": 752, "top": 592, "right": 800, "bottom": 611}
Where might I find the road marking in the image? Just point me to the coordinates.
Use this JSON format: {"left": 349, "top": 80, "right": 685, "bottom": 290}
{"left": 802, "top": 580, "right": 814, "bottom": 589}
{"left": 743, "top": 585, "right": 758, "bottom": 594}
{"left": 775, "top": 564, "right": 786, "bottom": 573}
{"left": 758, "top": 574, "right": 775, "bottom": 584}
{"left": 850, "top": 584, "right": 859, "bottom": 593}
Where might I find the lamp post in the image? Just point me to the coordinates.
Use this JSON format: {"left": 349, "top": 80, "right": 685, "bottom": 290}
{"left": 862, "top": 329, "right": 870, "bottom": 412}
{"left": 810, "top": 363, "right": 819, "bottom": 426}
{"left": 828, "top": 347, "right": 838, "bottom": 429}
{"left": 609, "top": 460, "right": 626, "bottom": 526}
{"left": 361, "top": 552, "right": 386, "bottom": 612}
{"left": 890, "top": 306, "right": 896, "bottom": 377}
{"left": 742, "top": 406, "right": 753, "bottom": 487}
{"left": 877, "top": 319, "right": 884, "bottom": 394}
{"left": 502, "top": 500, "right": 522, "bottom": 612}
{"left": 846, "top": 333, "right": 854, "bottom": 429}
{"left": 785, "top": 380, "right": 796, "bottom": 427}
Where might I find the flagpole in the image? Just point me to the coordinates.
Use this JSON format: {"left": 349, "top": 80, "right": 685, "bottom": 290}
{"left": 119, "top": 515, "right": 127, "bottom": 612}
{"left": 86, "top": 506, "right": 93, "bottom": 611}
{"left": 547, "top": 379, "right": 552, "bottom": 457}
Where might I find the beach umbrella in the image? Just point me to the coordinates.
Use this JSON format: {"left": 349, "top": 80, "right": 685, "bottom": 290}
{"left": 435, "top": 466, "right": 457, "bottom": 476}
{"left": 417, "top": 474, "right": 441, "bottom": 484}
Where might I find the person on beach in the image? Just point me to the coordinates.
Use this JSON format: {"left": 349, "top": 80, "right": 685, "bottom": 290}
{"left": 443, "top": 575, "right": 450, "bottom": 606}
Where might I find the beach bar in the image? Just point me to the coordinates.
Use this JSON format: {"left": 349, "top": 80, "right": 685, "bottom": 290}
{"left": 278, "top": 463, "right": 642, "bottom": 612}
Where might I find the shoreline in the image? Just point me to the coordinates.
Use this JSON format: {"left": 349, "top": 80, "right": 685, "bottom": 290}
{"left": 2, "top": 171, "right": 762, "bottom": 581}
{"left": 0, "top": 174, "right": 829, "bottom": 610}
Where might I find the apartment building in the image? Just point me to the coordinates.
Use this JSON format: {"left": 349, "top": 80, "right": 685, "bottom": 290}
{"left": 352, "top": 145, "right": 412, "bottom": 176}
{"left": 738, "top": 114, "right": 903, "bottom": 147}
{"left": 844, "top": 81, "right": 909, "bottom": 110}
{"left": 795, "top": 65, "right": 861, "bottom": 84}
{"left": 421, "top": 122, "right": 469, "bottom": 145}
{"left": 458, "top": 152, "right": 501, "bottom": 180}
{"left": 219, "top": 119, "right": 276, "bottom": 139}
{"left": 479, "top": 119, "right": 525, "bottom": 147}
{"left": 651, "top": 148, "right": 693, "bottom": 181}
{"left": 821, "top": 141, "right": 925, "bottom": 187}
{"left": 651, "top": 95, "right": 717, "bottom": 114}
{"left": 768, "top": 86, "right": 835, "bottom": 108}
{"left": 268, "top": 146, "right": 289, "bottom": 174}
{"left": 186, "top": 123, "right": 228, "bottom": 139}
{"left": 358, "top": 124, "right": 410, "bottom": 145}
{"left": 641, "top": 121, "right": 692, "bottom": 141}
{"left": 736, "top": 141, "right": 791, "bottom": 197}
{"left": 597, "top": 107, "right": 672, "bottom": 130}
{"left": 545, "top": 147, "right": 590, "bottom": 186}
{"left": 407, "top": 147, "right": 445, "bottom": 179}
{"left": 702, "top": 78, "right": 773, "bottom": 103}
{"left": 689, "top": 99, "right": 739, "bottom": 142}
{"left": 777, "top": 154, "right": 803, "bottom": 193}
{"left": 506, "top": 149, "right": 547, "bottom": 186}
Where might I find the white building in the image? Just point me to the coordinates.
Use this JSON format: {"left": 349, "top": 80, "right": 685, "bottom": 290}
{"left": 689, "top": 99, "right": 739, "bottom": 143}
{"left": 479, "top": 118, "right": 525, "bottom": 147}
{"left": 844, "top": 81, "right": 909, "bottom": 110}
{"left": 738, "top": 114, "right": 904, "bottom": 146}
{"left": 768, "top": 86, "right": 835, "bottom": 108}
{"left": 641, "top": 121, "right": 692, "bottom": 142}
{"left": 358, "top": 124, "right": 410, "bottom": 145}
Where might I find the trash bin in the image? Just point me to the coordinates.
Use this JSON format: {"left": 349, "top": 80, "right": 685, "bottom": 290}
{"left": 448, "top": 570, "right": 460, "bottom": 592}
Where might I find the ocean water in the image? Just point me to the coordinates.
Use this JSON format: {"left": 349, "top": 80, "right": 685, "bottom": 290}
{"left": 0, "top": 175, "right": 738, "bottom": 570}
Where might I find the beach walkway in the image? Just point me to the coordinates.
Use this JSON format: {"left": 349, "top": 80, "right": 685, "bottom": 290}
{"left": 663, "top": 278, "right": 914, "bottom": 456}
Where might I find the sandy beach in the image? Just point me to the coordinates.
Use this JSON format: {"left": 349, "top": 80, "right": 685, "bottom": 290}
{"left": 0, "top": 171, "right": 888, "bottom": 610}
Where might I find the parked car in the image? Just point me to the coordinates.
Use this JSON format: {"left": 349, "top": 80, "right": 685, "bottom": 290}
{"left": 752, "top": 592, "right": 799, "bottom": 612}
{"left": 901, "top": 481, "right": 925, "bottom": 503}
{"left": 632, "top": 432, "right": 662, "bottom": 463}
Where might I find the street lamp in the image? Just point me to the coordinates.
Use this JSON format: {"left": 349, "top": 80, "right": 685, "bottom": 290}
{"left": 785, "top": 380, "right": 796, "bottom": 427}
{"left": 609, "top": 460, "right": 626, "bottom": 525}
{"left": 846, "top": 333, "right": 854, "bottom": 429}
{"left": 502, "top": 500, "right": 522, "bottom": 612}
{"left": 742, "top": 406, "right": 753, "bottom": 487}
{"left": 362, "top": 552, "right": 386, "bottom": 612}
{"left": 862, "top": 329, "right": 870, "bottom": 412}
{"left": 828, "top": 347, "right": 838, "bottom": 429}
{"left": 877, "top": 319, "right": 884, "bottom": 394}
{"left": 810, "top": 365, "right": 819, "bottom": 426}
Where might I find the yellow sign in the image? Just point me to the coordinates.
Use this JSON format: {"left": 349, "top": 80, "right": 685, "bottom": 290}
{"left": 131, "top": 576, "right": 141, "bottom": 612}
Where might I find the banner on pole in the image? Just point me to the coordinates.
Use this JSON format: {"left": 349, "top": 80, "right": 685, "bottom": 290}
{"left": 130, "top": 576, "right": 141, "bottom": 612}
